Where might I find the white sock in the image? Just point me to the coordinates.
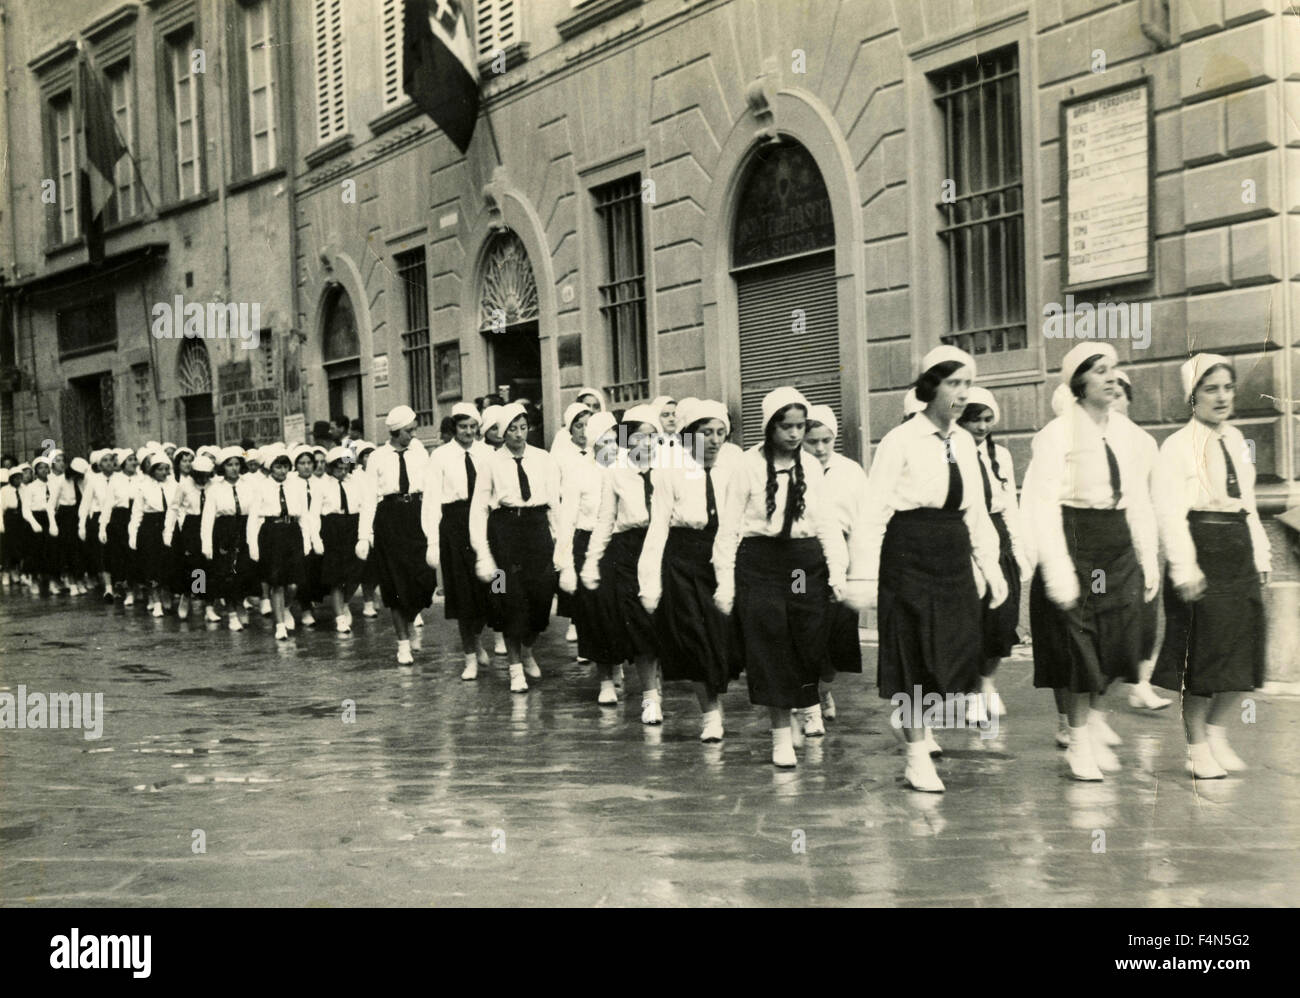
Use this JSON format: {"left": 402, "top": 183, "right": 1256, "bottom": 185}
{"left": 1057, "top": 713, "right": 1070, "bottom": 730}
{"left": 397, "top": 639, "right": 410, "bottom": 653}
{"left": 906, "top": 740, "right": 930, "bottom": 762}
{"left": 1069, "top": 724, "right": 1092, "bottom": 746}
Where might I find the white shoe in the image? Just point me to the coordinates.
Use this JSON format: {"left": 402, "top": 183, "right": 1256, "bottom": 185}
{"left": 904, "top": 745, "right": 945, "bottom": 792}
{"left": 362, "top": 601, "right": 378, "bottom": 618}
{"left": 343, "top": 607, "right": 354, "bottom": 627}
{"left": 284, "top": 614, "right": 296, "bottom": 633}
{"left": 565, "top": 623, "right": 577, "bottom": 642}
{"left": 335, "top": 618, "right": 351, "bottom": 634}
{"left": 613, "top": 663, "right": 625, "bottom": 688}
{"left": 700, "top": 710, "right": 724, "bottom": 743}
{"left": 228, "top": 614, "right": 243, "bottom": 632}
{"left": 461, "top": 654, "right": 478, "bottom": 681}
{"left": 772, "top": 727, "right": 797, "bottom": 768}
{"left": 801, "top": 705, "right": 825, "bottom": 738}
{"left": 413, "top": 612, "right": 423, "bottom": 628}
{"left": 1128, "top": 680, "right": 1171, "bottom": 710}
{"left": 522, "top": 654, "right": 541, "bottom": 680}
{"left": 123, "top": 592, "right": 135, "bottom": 607}
{"left": 300, "top": 611, "right": 315, "bottom": 627}
{"left": 151, "top": 602, "right": 164, "bottom": 618}
{"left": 396, "top": 641, "right": 413, "bottom": 666}
{"left": 985, "top": 686, "right": 1007, "bottom": 718}
{"left": 1206, "top": 725, "right": 1247, "bottom": 772}
{"left": 1092, "top": 730, "right": 1122, "bottom": 772}
{"left": 968, "top": 693, "right": 990, "bottom": 725}
{"left": 922, "top": 728, "right": 942, "bottom": 757}
{"left": 597, "top": 680, "right": 618, "bottom": 705}
{"left": 205, "top": 605, "right": 221, "bottom": 622}
{"left": 820, "top": 689, "right": 837, "bottom": 721}
{"left": 1090, "top": 711, "right": 1122, "bottom": 746}
{"left": 260, "top": 598, "right": 272, "bottom": 616}
{"left": 1066, "top": 727, "right": 1104, "bottom": 781}
{"left": 1186, "top": 742, "right": 1228, "bottom": 779}
{"left": 1055, "top": 715, "right": 1071, "bottom": 749}
{"left": 493, "top": 633, "right": 507, "bottom": 655}
{"left": 275, "top": 623, "right": 288, "bottom": 641}
{"left": 509, "top": 663, "right": 529, "bottom": 693}
{"left": 176, "top": 600, "right": 189, "bottom": 620}
{"left": 789, "top": 710, "right": 805, "bottom": 748}
{"left": 641, "top": 696, "right": 663, "bottom": 726}
{"left": 476, "top": 647, "right": 491, "bottom": 669}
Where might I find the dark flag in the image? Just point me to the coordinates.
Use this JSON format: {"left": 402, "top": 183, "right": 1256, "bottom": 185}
{"left": 77, "top": 49, "right": 127, "bottom": 264}
{"left": 403, "top": 0, "right": 479, "bottom": 153}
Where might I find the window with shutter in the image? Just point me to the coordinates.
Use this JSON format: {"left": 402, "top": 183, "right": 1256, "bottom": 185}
{"left": 313, "top": 0, "right": 346, "bottom": 144}
{"left": 380, "top": 0, "right": 404, "bottom": 110}
{"left": 475, "top": 0, "right": 518, "bottom": 65}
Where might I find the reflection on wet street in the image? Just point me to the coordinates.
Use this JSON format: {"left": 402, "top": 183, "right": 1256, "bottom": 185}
{"left": 2, "top": 594, "right": 1297, "bottom": 906}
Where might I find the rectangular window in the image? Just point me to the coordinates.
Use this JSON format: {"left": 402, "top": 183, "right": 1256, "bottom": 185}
{"left": 593, "top": 175, "right": 648, "bottom": 404}
{"left": 167, "top": 29, "right": 203, "bottom": 199}
{"left": 475, "top": 0, "right": 518, "bottom": 65}
{"left": 56, "top": 297, "right": 117, "bottom": 360}
{"left": 931, "top": 44, "right": 1026, "bottom": 357}
{"left": 245, "top": 0, "right": 278, "bottom": 172}
{"left": 380, "top": 0, "right": 404, "bottom": 110}
{"left": 53, "top": 94, "right": 78, "bottom": 243}
{"left": 106, "top": 63, "right": 137, "bottom": 223}
{"left": 397, "top": 249, "right": 433, "bottom": 427}
{"left": 132, "top": 364, "right": 151, "bottom": 433}
{"left": 313, "top": 0, "right": 346, "bottom": 143}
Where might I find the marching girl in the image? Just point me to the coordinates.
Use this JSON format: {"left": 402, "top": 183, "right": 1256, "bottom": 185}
{"left": 801, "top": 404, "right": 867, "bottom": 726}
{"left": 22, "top": 455, "right": 55, "bottom": 596}
{"left": 421, "top": 403, "right": 494, "bottom": 678}
{"left": 248, "top": 446, "right": 321, "bottom": 641}
{"left": 200, "top": 447, "right": 261, "bottom": 631}
{"left": 481, "top": 406, "right": 506, "bottom": 451}
{"left": 166, "top": 453, "right": 217, "bottom": 622}
{"left": 128, "top": 449, "right": 179, "bottom": 617}
{"left": 354, "top": 441, "right": 382, "bottom": 619}
{"left": 292, "top": 444, "right": 327, "bottom": 628}
{"left": 79, "top": 450, "right": 117, "bottom": 599}
{"left": 554, "top": 402, "right": 594, "bottom": 644}
{"left": 471, "top": 403, "right": 562, "bottom": 693}
{"left": 47, "top": 452, "right": 90, "bottom": 595}
{"left": 1111, "top": 369, "right": 1172, "bottom": 711}
{"left": 638, "top": 398, "right": 735, "bottom": 741}
{"left": 581, "top": 404, "right": 664, "bottom": 719}
{"left": 160, "top": 447, "right": 195, "bottom": 618}
{"left": 556, "top": 410, "right": 619, "bottom": 702}
{"left": 1021, "top": 342, "right": 1158, "bottom": 781}
{"left": 849, "top": 349, "right": 1007, "bottom": 791}
{"left": 715, "top": 387, "right": 847, "bottom": 768}
{"left": 1152, "top": 354, "right": 1270, "bottom": 779}
{"left": 477, "top": 406, "right": 508, "bottom": 655}
{"left": 0, "top": 465, "right": 29, "bottom": 587}
{"left": 99, "top": 448, "right": 140, "bottom": 605}
{"left": 356, "top": 406, "right": 436, "bottom": 666}
{"left": 550, "top": 387, "right": 608, "bottom": 459}
{"left": 317, "top": 446, "right": 365, "bottom": 634}
{"left": 955, "top": 386, "right": 1029, "bottom": 720}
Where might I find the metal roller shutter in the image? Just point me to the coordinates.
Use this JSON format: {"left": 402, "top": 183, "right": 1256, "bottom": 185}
{"left": 735, "top": 251, "right": 841, "bottom": 449}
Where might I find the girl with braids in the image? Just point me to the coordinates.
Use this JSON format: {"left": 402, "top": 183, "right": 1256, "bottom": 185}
{"left": 581, "top": 404, "right": 664, "bottom": 720}
{"left": 848, "top": 348, "right": 1007, "bottom": 793}
{"left": 166, "top": 453, "right": 217, "bottom": 622}
{"left": 715, "top": 387, "right": 847, "bottom": 768}
{"left": 956, "top": 386, "right": 1029, "bottom": 720}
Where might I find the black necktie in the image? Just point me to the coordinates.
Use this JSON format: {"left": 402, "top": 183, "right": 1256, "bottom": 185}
{"left": 199, "top": 488, "right": 206, "bottom": 514}
{"left": 279, "top": 483, "right": 289, "bottom": 517}
{"left": 977, "top": 453, "right": 993, "bottom": 511}
{"left": 1219, "top": 438, "right": 1241, "bottom": 499}
{"left": 233, "top": 482, "right": 241, "bottom": 516}
{"left": 515, "top": 457, "right": 531, "bottom": 502}
{"left": 1103, "top": 439, "right": 1122, "bottom": 507}
{"left": 339, "top": 479, "right": 350, "bottom": 514}
{"left": 704, "top": 467, "right": 718, "bottom": 538}
{"left": 305, "top": 481, "right": 311, "bottom": 509}
{"left": 941, "top": 436, "right": 962, "bottom": 511}
{"left": 161, "top": 485, "right": 167, "bottom": 513}
{"left": 776, "top": 468, "right": 796, "bottom": 538}
{"left": 641, "top": 470, "right": 653, "bottom": 518}
{"left": 465, "top": 451, "right": 477, "bottom": 499}
{"left": 398, "top": 450, "right": 409, "bottom": 495}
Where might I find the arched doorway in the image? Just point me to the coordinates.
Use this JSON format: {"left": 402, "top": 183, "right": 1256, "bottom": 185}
{"left": 731, "top": 140, "right": 839, "bottom": 448}
{"left": 479, "top": 231, "right": 542, "bottom": 446}
{"left": 322, "top": 283, "right": 363, "bottom": 432}
{"left": 177, "top": 339, "right": 216, "bottom": 446}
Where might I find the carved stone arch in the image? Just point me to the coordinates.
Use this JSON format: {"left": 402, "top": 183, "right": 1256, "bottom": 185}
{"left": 306, "top": 250, "right": 376, "bottom": 436}
{"left": 176, "top": 338, "right": 213, "bottom": 396}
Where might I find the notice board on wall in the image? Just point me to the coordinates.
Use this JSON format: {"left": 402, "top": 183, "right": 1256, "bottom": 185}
{"left": 1060, "top": 79, "right": 1154, "bottom": 293}
{"left": 219, "top": 387, "right": 282, "bottom": 444}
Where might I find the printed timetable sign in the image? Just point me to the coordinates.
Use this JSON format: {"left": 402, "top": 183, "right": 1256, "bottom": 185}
{"left": 1060, "top": 79, "right": 1154, "bottom": 292}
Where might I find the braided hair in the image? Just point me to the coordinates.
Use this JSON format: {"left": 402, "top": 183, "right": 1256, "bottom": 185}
{"left": 958, "top": 402, "right": 1008, "bottom": 487}
{"left": 762, "top": 404, "right": 807, "bottom": 525}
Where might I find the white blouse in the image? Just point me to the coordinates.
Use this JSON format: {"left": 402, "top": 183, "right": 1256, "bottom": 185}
{"left": 554, "top": 452, "right": 605, "bottom": 577}
{"left": 851, "top": 414, "right": 1002, "bottom": 592}
{"left": 21, "top": 479, "right": 51, "bottom": 529}
{"left": 199, "top": 477, "right": 265, "bottom": 559}
{"left": 468, "top": 444, "right": 561, "bottom": 569}
{"left": 128, "top": 478, "right": 179, "bottom": 547}
{"left": 1155, "top": 419, "right": 1270, "bottom": 587}
{"left": 104, "top": 472, "right": 140, "bottom": 512}
{"left": 1021, "top": 404, "right": 1158, "bottom": 605}
{"left": 357, "top": 442, "right": 430, "bottom": 545}
{"left": 0, "top": 484, "right": 18, "bottom": 524}
{"left": 163, "top": 477, "right": 206, "bottom": 545}
{"left": 582, "top": 464, "right": 657, "bottom": 587}
{"left": 636, "top": 458, "right": 732, "bottom": 607}
{"left": 973, "top": 440, "right": 1026, "bottom": 564}
{"left": 79, "top": 471, "right": 107, "bottom": 529}
{"left": 420, "top": 439, "right": 493, "bottom": 542}
{"left": 246, "top": 474, "right": 321, "bottom": 554}
{"left": 714, "top": 446, "right": 848, "bottom": 592}
{"left": 316, "top": 474, "right": 367, "bottom": 518}
{"left": 47, "top": 472, "right": 80, "bottom": 512}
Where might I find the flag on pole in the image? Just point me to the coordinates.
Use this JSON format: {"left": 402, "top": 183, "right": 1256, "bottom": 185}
{"left": 403, "top": 0, "right": 480, "bottom": 153}
{"left": 77, "top": 47, "right": 128, "bottom": 264}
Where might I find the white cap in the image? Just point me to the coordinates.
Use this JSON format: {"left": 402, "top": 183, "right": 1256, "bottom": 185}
{"left": 964, "top": 386, "right": 1001, "bottom": 425}
{"left": 354, "top": 440, "right": 377, "bottom": 457}
{"left": 263, "top": 445, "right": 293, "bottom": 468}
{"left": 903, "top": 388, "right": 925, "bottom": 417}
{"left": 148, "top": 449, "right": 171, "bottom": 469}
{"left": 1050, "top": 383, "right": 1074, "bottom": 417}
{"left": 326, "top": 446, "right": 354, "bottom": 465}
{"left": 1060, "top": 341, "right": 1118, "bottom": 387}
{"left": 480, "top": 406, "right": 504, "bottom": 435}
{"left": 451, "top": 402, "right": 480, "bottom": 424}
{"left": 69, "top": 457, "right": 90, "bottom": 475}
{"left": 145, "top": 440, "right": 161, "bottom": 450}
{"left": 291, "top": 443, "right": 317, "bottom": 464}
{"left": 493, "top": 402, "right": 529, "bottom": 438}
{"left": 806, "top": 404, "right": 838, "bottom": 439}
{"left": 622, "top": 404, "right": 663, "bottom": 434}
{"left": 217, "top": 446, "right": 245, "bottom": 467}
{"left": 192, "top": 455, "right": 215, "bottom": 474}
{"left": 677, "top": 398, "right": 730, "bottom": 436}
{"left": 245, "top": 448, "right": 263, "bottom": 465}
{"left": 575, "top": 386, "right": 607, "bottom": 411}
{"left": 1180, "top": 353, "right": 1233, "bottom": 399}
{"left": 760, "top": 386, "right": 809, "bottom": 430}
{"left": 135, "top": 446, "right": 153, "bottom": 464}
{"left": 162, "top": 441, "right": 176, "bottom": 451}
{"left": 920, "top": 345, "right": 976, "bottom": 378}
{"left": 113, "top": 448, "right": 134, "bottom": 463}
{"left": 385, "top": 405, "right": 418, "bottom": 431}
{"left": 562, "top": 401, "right": 592, "bottom": 431}
{"left": 586, "top": 412, "right": 618, "bottom": 447}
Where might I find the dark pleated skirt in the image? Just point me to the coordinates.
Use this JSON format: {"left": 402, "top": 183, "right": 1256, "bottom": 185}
{"left": 211, "top": 514, "right": 257, "bottom": 602}
{"left": 656, "top": 527, "right": 734, "bottom": 695}
{"left": 84, "top": 512, "right": 103, "bottom": 575}
{"left": 571, "top": 530, "right": 604, "bottom": 660}
{"left": 732, "top": 535, "right": 829, "bottom": 709}
{"left": 27, "top": 509, "right": 53, "bottom": 576}
{"left": 486, "top": 506, "right": 555, "bottom": 641}
{"left": 105, "top": 506, "right": 134, "bottom": 583}
{"left": 877, "top": 509, "right": 982, "bottom": 700}
{"left": 555, "top": 523, "right": 585, "bottom": 619}
{"left": 980, "top": 511, "right": 1022, "bottom": 662}
{"left": 320, "top": 512, "right": 361, "bottom": 590}
{"left": 438, "top": 500, "right": 489, "bottom": 621}
{"left": 54, "top": 505, "right": 82, "bottom": 577}
{"left": 172, "top": 516, "right": 206, "bottom": 595}
{"left": 587, "top": 527, "right": 656, "bottom": 664}
{"left": 1031, "top": 506, "right": 1143, "bottom": 693}
{"left": 820, "top": 601, "right": 864, "bottom": 681}
{"left": 373, "top": 496, "right": 436, "bottom": 617}
{"left": 1138, "top": 577, "right": 1160, "bottom": 660}
{"left": 136, "top": 511, "right": 170, "bottom": 586}
{"left": 300, "top": 552, "right": 327, "bottom": 603}
{"left": 258, "top": 519, "right": 306, "bottom": 588}
{"left": 1152, "top": 511, "right": 1264, "bottom": 695}
{"left": 2, "top": 509, "right": 28, "bottom": 571}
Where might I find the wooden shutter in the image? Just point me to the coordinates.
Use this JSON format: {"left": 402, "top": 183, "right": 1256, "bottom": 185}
{"left": 735, "top": 251, "right": 840, "bottom": 449}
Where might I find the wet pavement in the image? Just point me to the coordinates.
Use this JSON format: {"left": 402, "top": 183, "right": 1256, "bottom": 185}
{"left": 1, "top": 591, "right": 1297, "bottom": 907}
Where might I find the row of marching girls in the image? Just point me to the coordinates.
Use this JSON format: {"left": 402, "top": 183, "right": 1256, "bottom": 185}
{"left": 1, "top": 450, "right": 93, "bottom": 595}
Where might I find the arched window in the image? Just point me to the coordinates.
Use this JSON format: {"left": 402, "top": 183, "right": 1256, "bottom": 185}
{"left": 321, "top": 283, "right": 363, "bottom": 431}
{"left": 478, "top": 231, "right": 543, "bottom": 446}
{"left": 176, "top": 339, "right": 216, "bottom": 445}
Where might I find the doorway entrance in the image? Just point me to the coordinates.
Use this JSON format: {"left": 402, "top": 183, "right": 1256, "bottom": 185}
{"left": 63, "top": 371, "right": 115, "bottom": 457}
{"left": 479, "top": 232, "right": 543, "bottom": 447}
